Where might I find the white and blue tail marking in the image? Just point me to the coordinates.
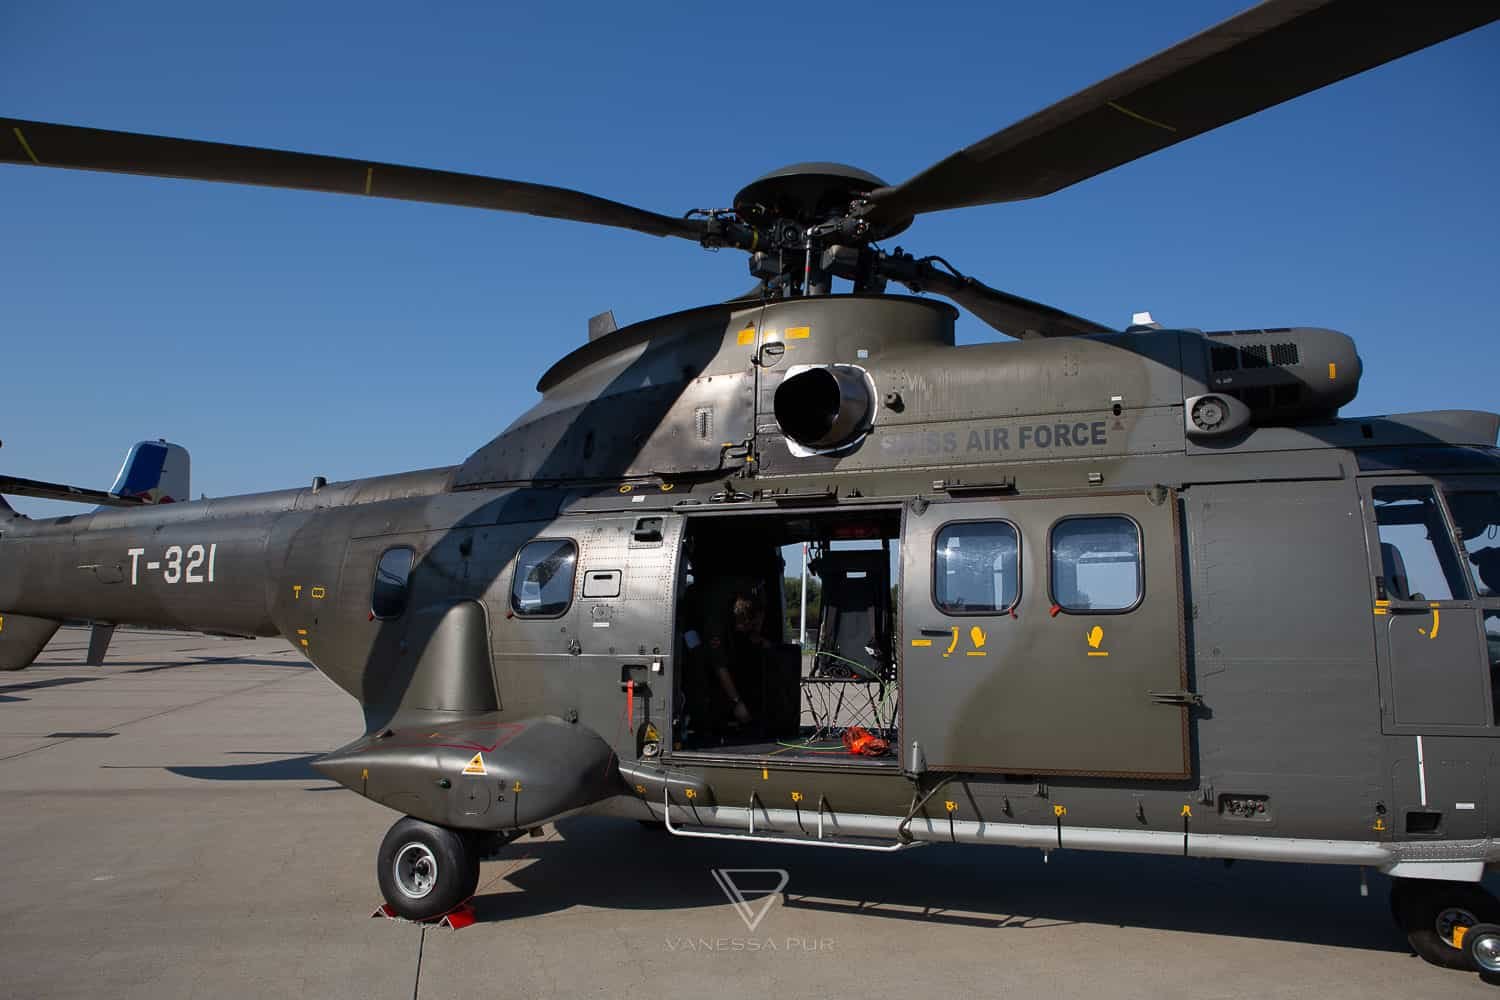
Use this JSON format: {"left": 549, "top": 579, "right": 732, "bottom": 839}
{"left": 109, "top": 440, "right": 191, "bottom": 504}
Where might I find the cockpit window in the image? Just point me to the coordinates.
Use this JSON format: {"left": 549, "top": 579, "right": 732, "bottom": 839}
{"left": 1443, "top": 491, "right": 1500, "bottom": 598}
{"left": 1371, "top": 486, "right": 1468, "bottom": 601}
{"left": 511, "top": 539, "right": 577, "bottom": 617}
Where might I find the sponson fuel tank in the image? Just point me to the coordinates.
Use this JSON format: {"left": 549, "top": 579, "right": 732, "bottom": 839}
{"left": 314, "top": 714, "right": 620, "bottom": 831}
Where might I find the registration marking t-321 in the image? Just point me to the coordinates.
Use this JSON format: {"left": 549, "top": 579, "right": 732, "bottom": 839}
{"left": 126, "top": 544, "right": 217, "bottom": 585}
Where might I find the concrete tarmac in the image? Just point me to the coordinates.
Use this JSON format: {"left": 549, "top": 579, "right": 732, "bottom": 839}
{"left": 0, "top": 627, "right": 1492, "bottom": 998}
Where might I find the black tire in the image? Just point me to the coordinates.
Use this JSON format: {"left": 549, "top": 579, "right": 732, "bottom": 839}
{"left": 1392, "top": 878, "right": 1500, "bottom": 971}
{"left": 376, "top": 817, "right": 481, "bottom": 921}
{"left": 1463, "top": 922, "right": 1500, "bottom": 981}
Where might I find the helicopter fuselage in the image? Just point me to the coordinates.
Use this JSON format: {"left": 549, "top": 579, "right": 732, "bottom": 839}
{"left": 3, "top": 294, "right": 1498, "bottom": 881}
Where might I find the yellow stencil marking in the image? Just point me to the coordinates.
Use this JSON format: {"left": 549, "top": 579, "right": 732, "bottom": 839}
{"left": 660, "top": 482, "right": 675, "bottom": 492}
{"left": 736, "top": 327, "right": 756, "bottom": 345}
{"left": 762, "top": 769, "right": 769, "bottom": 781}
{"left": 684, "top": 788, "right": 697, "bottom": 800}
{"left": 1418, "top": 608, "right": 1440, "bottom": 639}
{"left": 1053, "top": 804, "right": 1067, "bottom": 818}
{"left": 944, "top": 800, "right": 958, "bottom": 813}
{"left": 292, "top": 584, "right": 302, "bottom": 599}
{"left": 512, "top": 780, "right": 523, "bottom": 793}
{"left": 0, "top": 615, "right": 5, "bottom": 632}
{"left": 299, "top": 638, "right": 309, "bottom": 648}
{"left": 1106, "top": 101, "right": 1176, "bottom": 133}
{"left": 618, "top": 484, "right": 633, "bottom": 494}
{"left": 943, "top": 627, "right": 959, "bottom": 658}
{"left": 364, "top": 166, "right": 374, "bottom": 195}
{"left": 1373, "top": 817, "right": 1386, "bottom": 832}
{"left": 12, "top": 127, "right": 40, "bottom": 164}
{"left": 969, "top": 626, "right": 987, "bottom": 650}
{"left": 791, "top": 791, "right": 803, "bottom": 803}
{"left": 1328, "top": 362, "right": 1337, "bottom": 380}
{"left": 911, "top": 638, "right": 932, "bottom": 647}
{"left": 966, "top": 651, "right": 986, "bottom": 657}
{"left": 310, "top": 586, "right": 326, "bottom": 599}
{"left": 786, "top": 326, "right": 811, "bottom": 339}
{"left": 295, "top": 628, "right": 308, "bottom": 636}
{"left": 361, "top": 768, "right": 368, "bottom": 781}
{"left": 462, "top": 752, "right": 487, "bottom": 775}
{"left": 635, "top": 784, "right": 646, "bottom": 795}
{"left": 1180, "top": 805, "right": 1193, "bottom": 818}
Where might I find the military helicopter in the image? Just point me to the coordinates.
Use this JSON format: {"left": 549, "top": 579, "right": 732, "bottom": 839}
{"left": 4, "top": 0, "right": 1500, "bottom": 980}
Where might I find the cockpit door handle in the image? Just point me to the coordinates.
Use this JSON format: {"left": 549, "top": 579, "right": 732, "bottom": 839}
{"left": 919, "top": 626, "right": 953, "bottom": 636}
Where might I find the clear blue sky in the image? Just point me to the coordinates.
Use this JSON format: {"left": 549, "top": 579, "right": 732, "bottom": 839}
{"left": 2, "top": 1, "right": 1496, "bottom": 517}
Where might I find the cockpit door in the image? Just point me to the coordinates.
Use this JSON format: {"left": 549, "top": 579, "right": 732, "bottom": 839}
{"left": 1359, "top": 478, "right": 1491, "bottom": 733}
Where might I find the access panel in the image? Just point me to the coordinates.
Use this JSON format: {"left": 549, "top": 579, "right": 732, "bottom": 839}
{"left": 901, "top": 491, "right": 1189, "bottom": 777}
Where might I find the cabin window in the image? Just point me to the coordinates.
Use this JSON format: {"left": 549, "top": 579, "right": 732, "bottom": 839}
{"left": 371, "top": 547, "right": 414, "bottom": 620}
{"left": 1372, "top": 486, "right": 1468, "bottom": 601}
{"left": 511, "top": 539, "right": 577, "bottom": 617}
{"left": 1442, "top": 490, "right": 1500, "bottom": 598}
{"left": 1050, "top": 516, "right": 1142, "bottom": 612}
{"left": 934, "top": 521, "right": 1019, "bottom": 614}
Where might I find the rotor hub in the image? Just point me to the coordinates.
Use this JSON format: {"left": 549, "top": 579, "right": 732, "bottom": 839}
{"left": 733, "top": 163, "right": 910, "bottom": 242}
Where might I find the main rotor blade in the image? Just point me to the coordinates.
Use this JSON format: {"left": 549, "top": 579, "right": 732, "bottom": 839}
{"left": 911, "top": 264, "right": 1115, "bottom": 339}
{"left": 865, "top": 1, "right": 1500, "bottom": 221}
{"left": 2, "top": 118, "right": 708, "bottom": 241}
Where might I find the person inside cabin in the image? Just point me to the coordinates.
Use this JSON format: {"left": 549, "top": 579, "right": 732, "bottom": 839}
{"left": 689, "top": 579, "right": 777, "bottom": 741}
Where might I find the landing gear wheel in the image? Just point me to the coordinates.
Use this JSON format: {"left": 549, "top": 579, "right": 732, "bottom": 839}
{"left": 1462, "top": 922, "right": 1500, "bottom": 983}
{"left": 376, "top": 817, "right": 481, "bottom": 921}
{"left": 1391, "top": 878, "right": 1500, "bottom": 971}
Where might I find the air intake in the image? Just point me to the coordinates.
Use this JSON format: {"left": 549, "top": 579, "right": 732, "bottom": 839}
{"left": 773, "top": 364, "right": 876, "bottom": 453}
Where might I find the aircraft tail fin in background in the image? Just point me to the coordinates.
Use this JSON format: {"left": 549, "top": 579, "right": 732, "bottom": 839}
{"left": 0, "top": 439, "right": 191, "bottom": 508}
{"left": 108, "top": 440, "right": 191, "bottom": 505}
{"left": 0, "top": 614, "right": 60, "bottom": 671}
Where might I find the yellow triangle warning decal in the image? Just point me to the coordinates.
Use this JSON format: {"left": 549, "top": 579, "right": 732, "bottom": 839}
{"left": 462, "top": 752, "right": 487, "bottom": 776}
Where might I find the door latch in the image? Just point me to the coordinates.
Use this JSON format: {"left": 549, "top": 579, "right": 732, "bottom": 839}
{"left": 1148, "top": 689, "right": 1203, "bottom": 707}
{"left": 567, "top": 638, "right": 582, "bottom": 656}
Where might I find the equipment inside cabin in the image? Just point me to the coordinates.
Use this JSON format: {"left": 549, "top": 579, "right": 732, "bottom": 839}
{"left": 675, "top": 510, "right": 900, "bottom": 761}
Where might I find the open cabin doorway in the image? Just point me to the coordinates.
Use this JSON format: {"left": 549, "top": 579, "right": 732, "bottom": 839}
{"left": 668, "top": 506, "right": 902, "bottom": 767}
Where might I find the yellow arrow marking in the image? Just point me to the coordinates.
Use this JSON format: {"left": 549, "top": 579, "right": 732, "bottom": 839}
{"left": 943, "top": 627, "right": 959, "bottom": 657}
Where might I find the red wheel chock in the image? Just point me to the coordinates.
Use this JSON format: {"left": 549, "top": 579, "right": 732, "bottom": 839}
{"left": 370, "top": 901, "right": 477, "bottom": 930}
